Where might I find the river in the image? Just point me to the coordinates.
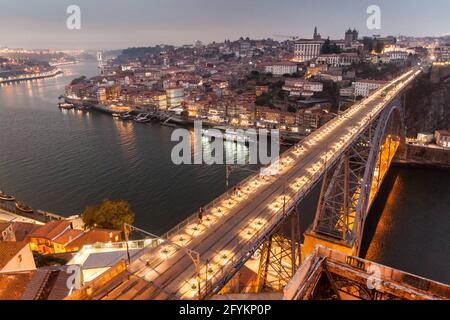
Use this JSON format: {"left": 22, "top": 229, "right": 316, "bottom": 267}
{"left": 0, "top": 61, "right": 448, "bottom": 284}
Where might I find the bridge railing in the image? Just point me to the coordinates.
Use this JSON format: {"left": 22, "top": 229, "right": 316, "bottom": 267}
{"left": 162, "top": 170, "right": 275, "bottom": 241}
{"left": 196, "top": 165, "right": 328, "bottom": 298}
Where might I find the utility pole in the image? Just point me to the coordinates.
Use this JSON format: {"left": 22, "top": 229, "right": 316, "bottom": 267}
{"left": 123, "top": 223, "right": 131, "bottom": 265}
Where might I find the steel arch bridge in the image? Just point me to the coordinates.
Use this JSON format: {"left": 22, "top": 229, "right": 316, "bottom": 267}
{"left": 303, "top": 101, "right": 406, "bottom": 259}
{"left": 67, "top": 67, "right": 422, "bottom": 301}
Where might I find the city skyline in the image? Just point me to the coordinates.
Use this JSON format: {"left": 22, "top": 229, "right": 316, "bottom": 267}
{"left": 0, "top": 0, "right": 449, "bottom": 50}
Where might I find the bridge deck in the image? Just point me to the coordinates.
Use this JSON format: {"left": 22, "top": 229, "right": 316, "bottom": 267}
{"left": 89, "top": 67, "right": 422, "bottom": 300}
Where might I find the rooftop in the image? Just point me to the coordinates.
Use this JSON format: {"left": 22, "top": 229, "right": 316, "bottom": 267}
{"left": 0, "top": 241, "right": 29, "bottom": 269}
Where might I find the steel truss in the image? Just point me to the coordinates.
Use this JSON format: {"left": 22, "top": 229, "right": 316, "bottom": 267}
{"left": 312, "top": 100, "right": 405, "bottom": 253}
{"left": 328, "top": 274, "right": 400, "bottom": 300}
{"left": 256, "top": 209, "right": 301, "bottom": 292}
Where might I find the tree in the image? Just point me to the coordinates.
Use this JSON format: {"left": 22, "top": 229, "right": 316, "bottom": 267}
{"left": 320, "top": 38, "right": 340, "bottom": 55}
{"left": 70, "top": 75, "right": 86, "bottom": 85}
{"left": 255, "top": 92, "right": 272, "bottom": 106}
{"left": 82, "top": 200, "right": 135, "bottom": 230}
{"left": 375, "top": 41, "right": 384, "bottom": 54}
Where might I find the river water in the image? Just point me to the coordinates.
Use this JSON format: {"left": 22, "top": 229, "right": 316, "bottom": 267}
{"left": 0, "top": 62, "right": 448, "bottom": 284}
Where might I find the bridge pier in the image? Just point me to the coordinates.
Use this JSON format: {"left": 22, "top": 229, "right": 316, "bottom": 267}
{"left": 302, "top": 101, "right": 405, "bottom": 260}
{"left": 256, "top": 209, "right": 301, "bottom": 292}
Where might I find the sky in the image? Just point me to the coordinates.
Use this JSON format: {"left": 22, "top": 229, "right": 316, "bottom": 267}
{"left": 0, "top": 0, "right": 449, "bottom": 50}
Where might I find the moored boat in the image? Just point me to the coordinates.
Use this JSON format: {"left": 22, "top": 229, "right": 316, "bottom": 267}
{"left": 15, "top": 202, "right": 34, "bottom": 213}
{"left": 119, "top": 112, "right": 134, "bottom": 120}
{"left": 0, "top": 191, "right": 15, "bottom": 201}
{"left": 134, "top": 113, "right": 152, "bottom": 123}
{"left": 58, "top": 102, "right": 74, "bottom": 110}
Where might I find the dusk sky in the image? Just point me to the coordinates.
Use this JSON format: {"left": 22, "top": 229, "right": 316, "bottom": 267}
{"left": 1, "top": 0, "right": 449, "bottom": 50}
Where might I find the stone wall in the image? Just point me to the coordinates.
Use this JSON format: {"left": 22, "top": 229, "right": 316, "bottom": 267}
{"left": 395, "top": 144, "right": 450, "bottom": 168}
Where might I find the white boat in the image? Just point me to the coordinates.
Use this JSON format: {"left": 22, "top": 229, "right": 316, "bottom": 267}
{"left": 0, "top": 191, "right": 15, "bottom": 201}
{"left": 134, "top": 113, "right": 152, "bottom": 123}
{"left": 58, "top": 102, "right": 74, "bottom": 110}
{"left": 202, "top": 129, "right": 255, "bottom": 144}
{"left": 225, "top": 129, "right": 256, "bottom": 144}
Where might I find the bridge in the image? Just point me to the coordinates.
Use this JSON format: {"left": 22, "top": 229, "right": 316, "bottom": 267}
{"left": 67, "top": 66, "right": 423, "bottom": 300}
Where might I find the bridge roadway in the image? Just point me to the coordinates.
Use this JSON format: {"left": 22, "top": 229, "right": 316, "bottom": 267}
{"left": 93, "top": 67, "right": 422, "bottom": 300}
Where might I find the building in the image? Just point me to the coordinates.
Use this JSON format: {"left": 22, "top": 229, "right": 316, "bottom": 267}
{"left": 316, "top": 54, "right": 341, "bottom": 67}
{"left": 340, "top": 85, "right": 355, "bottom": 98}
{"left": 435, "top": 130, "right": 450, "bottom": 148}
{"left": 318, "top": 70, "right": 343, "bottom": 82}
{"left": 29, "top": 221, "right": 74, "bottom": 254}
{"left": 0, "top": 242, "right": 36, "bottom": 274}
{"left": 264, "top": 62, "right": 298, "bottom": 76}
{"left": 294, "top": 40, "right": 325, "bottom": 63}
{"left": 67, "top": 239, "right": 161, "bottom": 283}
{"left": 354, "top": 79, "right": 386, "bottom": 97}
{"left": 21, "top": 265, "right": 75, "bottom": 300}
{"left": 387, "top": 51, "right": 409, "bottom": 62}
{"left": 283, "top": 78, "right": 323, "bottom": 96}
{"left": 345, "top": 28, "right": 359, "bottom": 46}
{"left": 0, "top": 222, "right": 15, "bottom": 241}
{"left": 0, "top": 272, "right": 34, "bottom": 300}
{"left": 317, "top": 53, "right": 361, "bottom": 67}
{"left": 166, "top": 87, "right": 185, "bottom": 108}
{"left": 29, "top": 220, "right": 122, "bottom": 255}
{"left": 434, "top": 45, "right": 450, "bottom": 62}
{"left": 255, "top": 85, "right": 269, "bottom": 97}
{"left": 416, "top": 132, "right": 434, "bottom": 145}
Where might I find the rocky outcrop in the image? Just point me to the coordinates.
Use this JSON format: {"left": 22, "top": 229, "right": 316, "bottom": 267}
{"left": 405, "top": 67, "right": 450, "bottom": 136}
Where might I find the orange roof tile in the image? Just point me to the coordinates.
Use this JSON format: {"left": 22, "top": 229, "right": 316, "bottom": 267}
{"left": 30, "top": 221, "right": 72, "bottom": 241}
{"left": 66, "top": 229, "right": 122, "bottom": 249}
{"left": 0, "top": 241, "right": 29, "bottom": 269}
{"left": 0, "top": 272, "right": 34, "bottom": 300}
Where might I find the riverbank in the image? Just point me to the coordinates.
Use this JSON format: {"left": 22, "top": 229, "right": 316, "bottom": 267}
{"left": 395, "top": 144, "right": 450, "bottom": 169}
{"left": 0, "top": 68, "right": 63, "bottom": 84}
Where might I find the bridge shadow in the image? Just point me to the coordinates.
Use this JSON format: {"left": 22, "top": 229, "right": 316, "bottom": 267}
{"left": 360, "top": 166, "right": 399, "bottom": 258}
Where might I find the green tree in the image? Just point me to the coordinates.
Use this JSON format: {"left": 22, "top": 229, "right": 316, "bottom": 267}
{"left": 375, "top": 41, "right": 384, "bottom": 54}
{"left": 70, "top": 75, "right": 86, "bottom": 85}
{"left": 255, "top": 92, "right": 272, "bottom": 106}
{"left": 82, "top": 200, "right": 135, "bottom": 230}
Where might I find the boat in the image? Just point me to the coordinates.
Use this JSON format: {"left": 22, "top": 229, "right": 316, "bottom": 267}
{"left": 119, "top": 112, "right": 134, "bottom": 120}
{"left": 15, "top": 202, "right": 34, "bottom": 213}
{"left": 58, "top": 102, "right": 74, "bottom": 110}
{"left": 112, "top": 113, "right": 120, "bottom": 118}
{"left": 161, "top": 122, "right": 178, "bottom": 128}
{"left": 0, "top": 191, "right": 15, "bottom": 201}
{"left": 134, "top": 113, "right": 152, "bottom": 123}
{"left": 202, "top": 128, "right": 256, "bottom": 144}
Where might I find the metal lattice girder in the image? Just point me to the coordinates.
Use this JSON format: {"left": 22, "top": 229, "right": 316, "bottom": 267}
{"left": 312, "top": 102, "right": 405, "bottom": 249}
{"left": 257, "top": 211, "right": 301, "bottom": 292}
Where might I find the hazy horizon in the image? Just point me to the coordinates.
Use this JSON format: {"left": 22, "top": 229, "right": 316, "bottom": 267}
{"left": 1, "top": 0, "right": 449, "bottom": 51}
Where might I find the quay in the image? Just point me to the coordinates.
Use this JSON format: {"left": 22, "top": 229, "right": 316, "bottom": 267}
{"left": 0, "top": 68, "right": 62, "bottom": 84}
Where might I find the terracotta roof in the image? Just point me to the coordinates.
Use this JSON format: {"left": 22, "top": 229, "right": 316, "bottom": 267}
{"left": 436, "top": 130, "right": 450, "bottom": 136}
{"left": 21, "top": 266, "right": 72, "bottom": 300}
{"left": 0, "top": 272, "right": 34, "bottom": 300}
{"left": 0, "top": 241, "right": 29, "bottom": 269}
{"left": 0, "top": 222, "right": 11, "bottom": 233}
{"left": 12, "top": 222, "right": 40, "bottom": 242}
{"left": 66, "top": 229, "right": 122, "bottom": 249}
{"left": 53, "top": 229, "right": 84, "bottom": 245}
{"left": 30, "top": 221, "right": 72, "bottom": 241}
